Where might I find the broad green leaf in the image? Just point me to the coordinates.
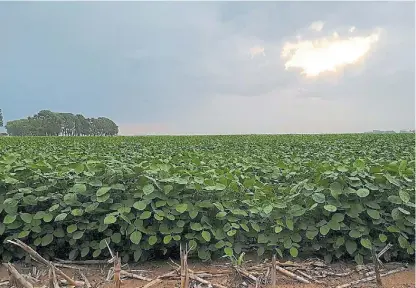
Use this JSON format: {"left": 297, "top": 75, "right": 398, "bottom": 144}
{"left": 320, "top": 225, "right": 330, "bottom": 236}
{"left": 324, "top": 205, "right": 337, "bottom": 212}
{"left": 399, "top": 190, "right": 410, "bottom": 203}
{"left": 312, "top": 193, "right": 325, "bottom": 203}
{"left": 366, "top": 209, "right": 380, "bottom": 219}
{"left": 163, "top": 235, "right": 172, "bottom": 244}
{"left": 55, "top": 213, "right": 68, "bottom": 222}
{"left": 356, "top": 188, "right": 370, "bottom": 198}
{"left": 143, "top": 184, "right": 155, "bottom": 195}
{"left": 345, "top": 240, "right": 357, "bottom": 255}
{"left": 289, "top": 247, "right": 298, "bottom": 257}
{"left": 330, "top": 182, "right": 343, "bottom": 198}
{"left": 251, "top": 222, "right": 260, "bottom": 232}
{"left": 148, "top": 235, "right": 158, "bottom": 245}
{"left": 130, "top": 231, "right": 142, "bottom": 244}
{"left": 379, "top": 234, "right": 387, "bottom": 243}
{"left": 175, "top": 203, "right": 188, "bottom": 214}
{"left": 104, "top": 215, "right": 117, "bottom": 224}
{"left": 96, "top": 187, "right": 112, "bottom": 197}
{"left": 133, "top": 201, "right": 147, "bottom": 210}
{"left": 360, "top": 238, "right": 372, "bottom": 249}
{"left": 4, "top": 215, "right": 16, "bottom": 224}
{"left": 216, "top": 212, "right": 227, "bottom": 218}
{"left": 70, "top": 184, "right": 86, "bottom": 193}
{"left": 67, "top": 224, "right": 78, "bottom": 233}
{"left": 140, "top": 211, "right": 152, "bottom": 219}
{"left": 201, "top": 231, "right": 211, "bottom": 242}
{"left": 20, "top": 213, "right": 33, "bottom": 224}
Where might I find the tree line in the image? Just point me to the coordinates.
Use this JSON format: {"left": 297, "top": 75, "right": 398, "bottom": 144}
{"left": 4, "top": 110, "right": 118, "bottom": 136}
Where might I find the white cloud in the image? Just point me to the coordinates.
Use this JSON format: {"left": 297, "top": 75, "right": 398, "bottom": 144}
{"left": 308, "top": 21, "right": 325, "bottom": 32}
{"left": 349, "top": 26, "right": 356, "bottom": 33}
{"left": 281, "top": 28, "right": 381, "bottom": 77}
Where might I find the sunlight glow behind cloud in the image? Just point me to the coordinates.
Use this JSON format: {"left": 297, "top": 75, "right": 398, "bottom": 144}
{"left": 281, "top": 29, "right": 381, "bottom": 77}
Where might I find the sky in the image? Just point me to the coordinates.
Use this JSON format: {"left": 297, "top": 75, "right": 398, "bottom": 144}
{"left": 0, "top": 2, "right": 414, "bottom": 135}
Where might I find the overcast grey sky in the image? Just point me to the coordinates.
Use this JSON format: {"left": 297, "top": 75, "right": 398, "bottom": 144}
{"left": 1, "top": 2, "right": 414, "bottom": 135}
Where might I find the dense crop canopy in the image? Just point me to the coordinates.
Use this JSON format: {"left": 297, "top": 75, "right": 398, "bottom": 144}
{"left": 0, "top": 134, "right": 414, "bottom": 264}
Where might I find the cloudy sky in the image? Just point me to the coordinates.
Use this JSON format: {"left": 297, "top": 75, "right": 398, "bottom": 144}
{"left": 1, "top": 2, "right": 414, "bottom": 135}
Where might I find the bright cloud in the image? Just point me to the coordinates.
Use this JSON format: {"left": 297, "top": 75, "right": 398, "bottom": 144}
{"left": 309, "top": 21, "right": 325, "bottom": 32}
{"left": 281, "top": 29, "right": 381, "bottom": 77}
{"left": 249, "top": 46, "right": 266, "bottom": 58}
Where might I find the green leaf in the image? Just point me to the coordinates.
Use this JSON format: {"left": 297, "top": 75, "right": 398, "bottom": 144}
{"left": 251, "top": 222, "right": 260, "bottom": 232}
{"left": 312, "top": 193, "right": 325, "bottom": 203}
{"left": 190, "top": 222, "right": 203, "bottom": 231}
{"left": 104, "top": 215, "right": 117, "bottom": 224}
{"left": 398, "top": 236, "right": 409, "bottom": 249}
{"left": 20, "top": 213, "right": 33, "bottom": 224}
{"left": 224, "top": 247, "right": 233, "bottom": 256}
{"left": 41, "top": 234, "right": 54, "bottom": 246}
{"left": 133, "top": 201, "right": 147, "bottom": 210}
{"left": 3, "top": 215, "right": 16, "bottom": 224}
{"left": 366, "top": 209, "right": 380, "bottom": 219}
{"left": 111, "top": 233, "right": 122, "bottom": 243}
{"left": 263, "top": 205, "right": 273, "bottom": 214}
{"left": 286, "top": 219, "right": 294, "bottom": 231}
{"left": 67, "top": 224, "right": 78, "bottom": 233}
{"left": 216, "top": 211, "right": 227, "bottom": 218}
{"left": 320, "top": 225, "right": 330, "bottom": 236}
{"left": 140, "top": 211, "right": 152, "bottom": 219}
{"left": 330, "top": 182, "right": 343, "bottom": 198}
{"left": 175, "top": 203, "right": 188, "bottom": 214}
{"left": 360, "top": 238, "right": 372, "bottom": 249}
{"left": 148, "top": 235, "right": 158, "bottom": 245}
{"left": 201, "top": 231, "right": 211, "bottom": 242}
{"left": 163, "top": 235, "right": 172, "bottom": 244}
{"left": 130, "top": 231, "right": 142, "bottom": 244}
{"left": 349, "top": 230, "right": 362, "bottom": 238}
{"left": 345, "top": 240, "right": 357, "bottom": 255}
{"left": 354, "top": 253, "right": 364, "bottom": 265}
{"left": 72, "top": 231, "right": 84, "bottom": 240}
{"left": 379, "top": 234, "right": 387, "bottom": 243}
{"left": 43, "top": 213, "right": 53, "bottom": 223}
{"left": 331, "top": 213, "right": 345, "bottom": 222}
{"left": 55, "top": 213, "right": 68, "bottom": 222}
{"left": 356, "top": 188, "right": 370, "bottom": 198}
{"left": 289, "top": 247, "right": 298, "bottom": 257}
{"left": 18, "top": 230, "right": 30, "bottom": 238}
{"left": 399, "top": 190, "right": 410, "bottom": 203}
{"left": 240, "top": 223, "right": 250, "bottom": 232}
{"left": 306, "top": 229, "right": 318, "bottom": 240}
{"left": 96, "top": 187, "right": 111, "bottom": 197}
{"left": 274, "top": 226, "right": 283, "bottom": 233}
{"left": 70, "top": 184, "right": 86, "bottom": 193}
{"left": 398, "top": 207, "right": 410, "bottom": 215}
{"left": 143, "top": 184, "right": 155, "bottom": 195}
{"left": 324, "top": 205, "right": 337, "bottom": 212}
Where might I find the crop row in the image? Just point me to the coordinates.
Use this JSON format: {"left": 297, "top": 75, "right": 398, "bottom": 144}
{"left": 0, "top": 134, "right": 414, "bottom": 264}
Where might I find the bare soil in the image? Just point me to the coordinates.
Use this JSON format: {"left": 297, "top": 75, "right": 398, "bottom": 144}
{"left": 0, "top": 259, "right": 414, "bottom": 288}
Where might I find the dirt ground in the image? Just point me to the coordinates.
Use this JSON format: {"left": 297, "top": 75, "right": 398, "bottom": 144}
{"left": 0, "top": 258, "right": 414, "bottom": 288}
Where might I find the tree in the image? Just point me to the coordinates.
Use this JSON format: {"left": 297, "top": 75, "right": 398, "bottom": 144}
{"left": 5, "top": 110, "right": 118, "bottom": 136}
{"left": 0, "top": 109, "right": 3, "bottom": 127}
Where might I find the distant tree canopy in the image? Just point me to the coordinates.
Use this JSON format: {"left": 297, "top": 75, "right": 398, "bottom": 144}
{"left": 5, "top": 110, "right": 118, "bottom": 136}
{"left": 0, "top": 109, "right": 3, "bottom": 127}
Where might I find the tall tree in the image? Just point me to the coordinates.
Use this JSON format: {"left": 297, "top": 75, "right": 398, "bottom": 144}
{"left": 0, "top": 109, "right": 3, "bottom": 127}
{"left": 5, "top": 110, "right": 118, "bottom": 136}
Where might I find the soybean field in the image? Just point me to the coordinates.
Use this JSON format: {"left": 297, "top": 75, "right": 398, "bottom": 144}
{"left": 0, "top": 134, "right": 414, "bottom": 264}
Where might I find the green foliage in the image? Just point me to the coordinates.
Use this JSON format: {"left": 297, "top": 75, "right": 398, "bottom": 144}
{"left": 5, "top": 110, "right": 118, "bottom": 136}
{"left": 0, "top": 134, "right": 414, "bottom": 264}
